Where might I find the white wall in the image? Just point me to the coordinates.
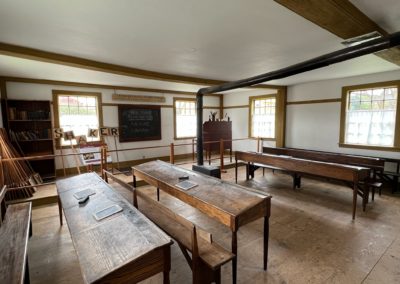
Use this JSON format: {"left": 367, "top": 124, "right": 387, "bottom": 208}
{"left": 5, "top": 82, "right": 220, "bottom": 169}
{"left": 286, "top": 69, "right": 400, "bottom": 160}
{"left": 224, "top": 89, "right": 277, "bottom": 151}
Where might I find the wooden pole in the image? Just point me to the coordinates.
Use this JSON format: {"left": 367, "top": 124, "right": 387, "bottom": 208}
{"left": 55, "top": 139, "right": 67, "bottom": 177}
{"left": 103, "top": 146, "right": 108, "bottom": 172}
{"left": 220, "top": 139, "right": 224, "bottom": 170}
{"left": 113, "top": 136, "right": 120, "bottom": 170}
{"left": 69, "top": 140, "right": 81, "bottom": 175}
{"left": 100, "top": 146, "right": 104, "bottom": 179}
{"left": 192, "top": 138, "right": 195, "bottom": 162}
{"left": 170, "top": 143, "right": 175, "bottom": 164}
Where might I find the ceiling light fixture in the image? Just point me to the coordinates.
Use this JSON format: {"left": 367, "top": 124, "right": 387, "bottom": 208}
{"left": 341, "top": 31, "right": 383, "bottom": 47}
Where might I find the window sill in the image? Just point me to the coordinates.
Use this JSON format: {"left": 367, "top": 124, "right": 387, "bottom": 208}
{"left": 249, "top": 136, "right": 276, "bottom": 141}
{"left": 338, "top": 143, "right": 400, "bottom": 152}
{"left": 174, "top": 136, "right": 196, "bottom": 141}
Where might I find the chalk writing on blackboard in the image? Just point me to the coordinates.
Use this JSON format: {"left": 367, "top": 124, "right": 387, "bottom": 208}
{"left": 118, "top": 105, "right": 161, "bottom": 142}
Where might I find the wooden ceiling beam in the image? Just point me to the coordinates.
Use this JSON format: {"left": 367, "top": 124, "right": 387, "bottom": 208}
{"left": 0, "top": 42, "right": 285, "bottom": 90}
{"left": 274, "top": 0, "right": 400, "bottom": 66}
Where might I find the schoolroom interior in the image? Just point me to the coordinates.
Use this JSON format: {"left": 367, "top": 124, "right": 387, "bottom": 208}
{"left": 0, "top": 1, "right": 400, "bottom": 284}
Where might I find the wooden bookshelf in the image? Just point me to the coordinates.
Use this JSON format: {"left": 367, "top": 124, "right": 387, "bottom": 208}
{"left": 2, "top": 99, "right": 56, "bottom": 181}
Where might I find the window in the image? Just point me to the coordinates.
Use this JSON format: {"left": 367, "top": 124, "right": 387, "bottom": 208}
{"left": 53, "top": 90, "right": 103, "bottom": 146}
{"left": 174, "top": 98, "right": 196, "bottom": 139}
{"left": 340, "top": 81, "right": 400, "bottom": 150}
{"left": 249, "top": 95, "right": 276, "bottom": 139}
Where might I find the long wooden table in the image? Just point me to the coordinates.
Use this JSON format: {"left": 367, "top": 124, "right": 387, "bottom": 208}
{"left": 132, "top": 160, "right": 271, "bottom": 284}
{"left": 235, "top": 151, "right": 371, "bottom": 220}
{"left": 57, "top": 173, "right": 173, "bottom": 284}
{"left": 262, "top": 146, "right": 384, "bottom": 177}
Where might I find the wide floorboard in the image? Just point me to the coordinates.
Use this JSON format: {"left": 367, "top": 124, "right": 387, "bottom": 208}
{"left": 28, "top": 166, "right": 400, "bottom": 283}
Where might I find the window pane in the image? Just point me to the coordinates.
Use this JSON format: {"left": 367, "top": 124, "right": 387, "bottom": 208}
{"left": 57, "top": 94, "right": 100, "bottom": 146}
{"left": 175, "top": 100, "right": 196, "bottom": 138}
{"left": 251, "top": 97, "right": 276, "bottom": 138}
{"left": 345, "top": 87, "right": 397, "bottom": 147}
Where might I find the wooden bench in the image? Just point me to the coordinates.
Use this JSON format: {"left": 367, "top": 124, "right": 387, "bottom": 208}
{"left": 261, "top": 147, "right": 383, "bottom": 198}
{"left": 236, "top": 151, "right": 371, "bottom": 219}
{"left": 0, "top": 185, "right": 32, "bottom": 284}
{"left": 104, "top": 171, "right": 235, "bottom": 284}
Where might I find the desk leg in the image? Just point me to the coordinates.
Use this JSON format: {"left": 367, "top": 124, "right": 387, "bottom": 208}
{"left": 157, "top": 187, "right": 160, "bottom": 201}
{"left": 352, "top": 183, "right": 357, "bottom": 220}
{"left": 232, "top": 231, "right": 237, "bottom": 284}
{"left": 264, "top": 217, "right": 269, "bottom": 270}
{"left": 362, "top": 184, "right": 369, "bottom": 212}
{"left": 57, "top": 196, "right": 63, "bottom": 226}
{"left": 163, "top": 246, "right": 171, "bottom": 284}
{"left": 133, "top": 174, "right": 137, "bottom": 188}
{"left": 235, "top": 159, "right": 238, "bottom": 183}
{"left": 246, "top": 162, "right": 249, "bottom": 180}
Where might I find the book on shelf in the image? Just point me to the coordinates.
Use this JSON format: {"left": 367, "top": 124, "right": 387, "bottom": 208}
{"left": 9, "top": 109, "right": 50, "bottom": 120}
{"left": 10, "top": 129, "right": 52, "bottom": 141}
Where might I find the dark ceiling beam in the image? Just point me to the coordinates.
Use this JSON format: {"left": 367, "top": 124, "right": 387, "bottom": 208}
{"left": 195, "top": 31, "right": 400, "bottom": 165}
{"left": 0, "top": 42, "right": 285, "bottom": 90}
{"left": 274, "top": 0, "right": 400, "bottom": 66}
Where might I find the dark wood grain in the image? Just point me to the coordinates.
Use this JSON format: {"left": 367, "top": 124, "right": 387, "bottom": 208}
{"left": 56, "top": 173, "right": 172, "bottom": 284}
{"left": 235, "top": 151, "right": 371, "bottom": 219}
{"left": 0, "top": 202, "right": 32, "bottom": 284}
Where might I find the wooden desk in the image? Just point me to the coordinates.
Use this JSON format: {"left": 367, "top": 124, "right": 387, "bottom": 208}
{"left": 132, "top": 160, "right": 271, "bottom": 284}
{"left": 57, "top": 173, "right": 173, "bottom": 284}
{"left": 235, "top": 151, "right": 371, "bottom": 220}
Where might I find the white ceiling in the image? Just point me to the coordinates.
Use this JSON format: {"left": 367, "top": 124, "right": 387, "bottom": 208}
{"left": 0, "top": 0, "right": 399, "bottom": 91}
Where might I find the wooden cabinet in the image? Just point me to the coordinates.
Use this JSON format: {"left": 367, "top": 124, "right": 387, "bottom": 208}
{"left": 2, "top": 99, "right": 55, "bottom": 181}
{"left": 203, "top": 121, "right": 232, "bottom": 163}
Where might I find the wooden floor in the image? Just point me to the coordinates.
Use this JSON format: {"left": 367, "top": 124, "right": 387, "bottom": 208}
{"left": 28, "top": 166, "right": 400, "bottom": 283}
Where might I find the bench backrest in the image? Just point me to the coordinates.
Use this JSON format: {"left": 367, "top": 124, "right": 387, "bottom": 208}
{"left": 104, "top": 170, "right": 138, "bottom": 207}
{"left": 263, "top": 146, "right": 384, "bottom": 170}
{"left": 103, "top": 170, "right": 233, "bottom": 275}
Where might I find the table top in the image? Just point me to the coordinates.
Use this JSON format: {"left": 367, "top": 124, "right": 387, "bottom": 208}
{"left": 57, "top": 173, "right": 172, "bottom": 284}
{"left": 236, "top": 151, "right": 370, "bottom": 182}
{"left": 132, "top": 160, "right": 271, "bottom": 230}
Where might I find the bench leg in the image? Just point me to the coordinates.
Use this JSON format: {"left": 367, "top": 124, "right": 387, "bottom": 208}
{"left": 24, "top": 257, "right": 30, "bottom": 284}
{"left": 352, "top": 183, "right": 357, "bottom": 220}
{"left": 372, "top": 187, "right": 375, "bottom": 201}
{"left": 232, "top": 231, "right": 237, "bottom": 284}
{"left": 362, "top": 185, "right": 369, "bottom": 212}
{"left": 264, "top": 216, "right": 269, "bottom": 270}
{"left": 163, "top": 246, "right": 171, "bottom": 284}
{"left": 57, "top": 196, "right": 63, "bottom": 226}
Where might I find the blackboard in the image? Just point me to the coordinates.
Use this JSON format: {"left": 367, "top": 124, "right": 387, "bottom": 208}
{"left": 118, "top": 105, "right": 161, "bottom": 142}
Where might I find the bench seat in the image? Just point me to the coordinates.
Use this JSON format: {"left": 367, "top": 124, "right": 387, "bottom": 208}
{"left": 0, "top": 202, "right": 32, "bottom": 284}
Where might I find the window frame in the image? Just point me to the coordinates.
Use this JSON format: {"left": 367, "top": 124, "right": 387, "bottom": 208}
{"left": 173, "top": 97, "right": 197, "bottom": 140}
{"left": 52, "top": 90, "right": 103, "bottom": 149}
{"left": 248, "top": 94, "right": 277, "bottom": 140}
{"left": 339, "top": 80, "right": 400, "bottom": 151}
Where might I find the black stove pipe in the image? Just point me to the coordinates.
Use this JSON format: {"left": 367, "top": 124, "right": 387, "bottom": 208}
{"left": 196, "top": 31, "right": 400, "bottom": 165}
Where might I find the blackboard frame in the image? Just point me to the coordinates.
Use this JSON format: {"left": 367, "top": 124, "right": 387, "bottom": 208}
{"left": 118, "top": 104, "right": 162, "bottom": 142}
